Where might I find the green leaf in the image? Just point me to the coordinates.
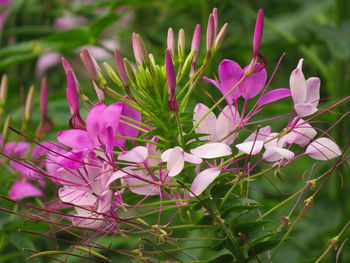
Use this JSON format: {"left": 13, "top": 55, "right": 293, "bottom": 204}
{"left": 248, "top": 239, "right": 280, "bottom": 257}
{"left": 233, "top": 220, "right": 271, "bottom": 237}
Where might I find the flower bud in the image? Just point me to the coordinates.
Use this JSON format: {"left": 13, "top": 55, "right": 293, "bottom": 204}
{"left": 40, "top": 76, "right": 48, "bottom": 119}
{"left": 165, "top": 49, "right": 176, "bottom": 93}
{"left": 103, "top": 62, "right": 123, "bottom": 87}
{"left": 178, "top": 28, "right": 185, "bottom": 63}
{"left": 93, "top": 81, "right": 105, "bottom": 103}
{"left": 253, "top": 9, "right": 264, "bottom": 59}
{"left": 123, "top": 58, "right": 136, "bottom": 84}
{"left": 206, "top": 14, "right": 214, "bottom": 51}
{"left": 80, "top": 48, "right": 101, "bottom": 81}
{"left": 136, "top": 34, "right": 149, "bottom": 64}
{"left": 213, "top": 23, "right": 228, "bottom": 52}
{"left": 114, "top": 49, "right": 128, "bottom": 87}
{"left": 191, "top": 24, "right": 201, "bottom": 58}
{"left": 25, "top": 85, "right": 35, "bottom": 123}
{"left": 167, "top": 27, "right": 175, "bottom": 57}
{"left": 0, "top": 74, "right": 7, "bottom": 105}
{"left": 212, "top": 8, "right": 218, "bottom": 39}
{"left": 168, "top": 92, "right": 178, "bottom": 112}
{"left": 132, "top": 32, "right": 143, "bottom": 65}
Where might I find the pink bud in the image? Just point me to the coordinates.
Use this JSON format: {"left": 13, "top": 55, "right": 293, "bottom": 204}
{"left": 191, "top": 24, "right": 201, "bottom": 56}
{"left": 40, "top": 76, "right": 48, "bottom": 118}
{"left": 136, "top": 34, "right": 149, "bottom": 63}
{"left": 81, "top": 48, "right": 100, "bottom": 81}
{"left": 206, "top": 14, "right": 214, "bottom": 51}
{"left": 168, "top": 92, "right": 178, "bottom": 112}
{"left": 212, "top": 8, "right": 218, "bottom": 38}
{"left": 93, "top": 80, "right": 105, "bottom": 103}
{"left": 132, "top": 32, "right": 142, "bottom": 64}
{"left": 167, "top": 27, "right": 175, "bottom": 57}
{"left": 114, "top": 49, "right": 128, "bottom": 87}
{"left": 165, "top": 49, "right": 176, "bottom": 93}
{"left": 66, "top": 69, "right": 79, "bottom": 114}
{"left": 253, "top": 9, "right": 264, "bottom": 58}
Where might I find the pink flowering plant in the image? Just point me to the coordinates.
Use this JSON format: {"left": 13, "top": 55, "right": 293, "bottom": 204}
{"left": 1, "top": 8, "right": 349, "bottom": 263}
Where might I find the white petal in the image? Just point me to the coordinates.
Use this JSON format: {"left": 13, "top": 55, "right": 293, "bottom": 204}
{"left": 193, "top": 103, "right": 217, "bottom": 142}
{"left": 183, "top": 152, "right": 202, "bottom": 164}
{"left": 105, "top": 169, "right": 129, "bottom": 188}
{"left": 59, "top": 187, "right": 97, "bottom": 207}
{"left": 216, "top": 105, "right": 240, "bottom": 145}
{"left": 190, "top": 168, "right": 221, "bottom": 196}
{"left": 167, "top": 147, "right": 184, "bottom": 177}
{"left": 161, "top": 148, "right": 174, "bottom": 162}
{"left": 306, "top": 138, "right": 342, "bottom": 160}
{"left": 118, "top": 146, "right": 148, "bottom": 163}
{"left": 244, "top": 126, "right": 271, "bottom": 143}
{"left": 190, "top": 143, "right": 232, "bottom": 158}
{"left": 305, "top": 77, "right": 320, "bottom": 108}
{"left": 294, "top": 103, "right": 317, "bottom": 117}
{"left": 236, "top": 141, "right": 264, "bottom": 155}
{"left": 263, "top": 147, "right": 294, "bottom": 162}
{"left": 286, "top": 119, "right": 317, "bottom": 147}
{"left": 290, "top": 67, "right": 307, "bottom": 105}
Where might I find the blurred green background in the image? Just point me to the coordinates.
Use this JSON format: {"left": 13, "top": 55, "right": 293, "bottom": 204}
{"left": 0, "top": 0, "right": 349, "bottom": 262}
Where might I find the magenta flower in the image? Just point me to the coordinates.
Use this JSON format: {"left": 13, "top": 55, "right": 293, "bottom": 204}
{"left": 204, "top": 59, "right": 267, "bottom": 105}
{"left": 57, "top": 101, "right": 141, "bottom": 151}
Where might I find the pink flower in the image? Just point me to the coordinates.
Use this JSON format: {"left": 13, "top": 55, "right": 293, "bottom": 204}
{"left": 290, "top": 59, "right": 320, "bottom": 117}
{"left": 193, "top": 103, "right": 240, "bottom": 144}
{"left": 306, "top": 138, "right": 341, "bottom": 160}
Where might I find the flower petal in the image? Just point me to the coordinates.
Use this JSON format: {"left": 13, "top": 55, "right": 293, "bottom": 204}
{"left": 216, "top": 105, "right": 240, "bottom": 145}
{"left": 190, "top": 168, "right": 221, "bottom": 196}
{"left": 294, "top": 103, "right": 317, "bottom": 117}
{"left": 166, "top": 147, "right": 184, "bottom": 177}
{"left": 57, "top": 130, "right": 94, "bottom": 150}
{"left": 263, "top": 147, "right": 294, "bottom": 162}
{"left": 59, "top": 187, "right": 97, "bottom": 207}
{"left": 218, "top": 59, "right": 243, "bottom": 103}
{"left": 305, "top": 77, "right": 320, "bottom": 108}
{"left": 86, "top": 102, "right": 107, "bottom": 144}
{"left": 257, "top": 88, "right": 291, "bottom": 108}
{"left": 118, "top": 146, "right": 148, "bottom": 163}
{"left": 193, "top": 103, "right": 217, "bottom": 142}
{"left": 290, "top": 66, "right": 307, "bottom": 105}
{"left": 236, "top": 141, "right": 264, "bottom": 155}
{"left": 240, "top": 67, "right": 267, "bottom": 100}
{"left": 10, "top": 182, "right": 43, "bottom": 200}
{"left": 286, "top": 119, "right": 317, "bottom": 147}
{"left": 306, "top": 138, "right": 341, "bottom": 160}
{"left": 118, "top": 100, "right": 142, "bottom": 139}
{"left": 4, "top": 142, "right": 30, "bottom": 158}
{"left": 190, "top": 143, "right": 232, "bottom": 158}
{"left": 183, "top": 152, "right": 203, "bottom": 164}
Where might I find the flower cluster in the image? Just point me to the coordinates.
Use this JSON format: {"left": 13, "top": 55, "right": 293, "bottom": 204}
{"left": 1, "top": 7, "right": 347, "bottom": 262}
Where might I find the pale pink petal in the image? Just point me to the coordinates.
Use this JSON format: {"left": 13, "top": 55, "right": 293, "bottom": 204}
{"left": 294, "top": 103, "right": 317, "bottom": 117}
{"left": 257, "top": 88, "right": 291, "bottom": 107}
{"left": 290, "top": 67, "right": 306, "bottom": 105}
{"left": 305, "top": 77, "right": 320, "bottom": 107}
{"left": 59, "top": 187, "right": 97, "bottom": 207}
{"left": 10, "top": 182, "right": 43, "bottom": 200}
{"left": 193, "top": 103, "right": 217, "bottom": 142}
{"left": 190, "top": 143, "right": 232, "bottom": 158}
{"left": 161, "top": 148, "right": 173, "bottom": 162}
{"left": 124, "top": 170, "right": 158, "bottom": 196}
{"left": 105, "top": 169, "right": 129, "bottom": 188}
{"left": 306, "top": 138, "right": 342, "bottom": 160}
{"left": 286, "top": 119, "right": 317, "bottom": 147}
{"left": 56, "top": 167, "right": 85, "bottom": 187}
{"left": 167, "top": 147, "right": 184, "bottom": 177}
{"left": 244, "top": 126, "right": 271, "bottom": 143}
{"left": 216, "top": 105, "right": 239, "bottom": 145}
{"left": 263, "top": 147, "right": 294, "bottom": 162}
{"left": 97, "top": 190, "right": 112, "bottom": 213}
{"left": 73, "top": 207, "right": 103, "bottom": 229}
{"left": 190, "top": 168, "right": 221, "bottom": 196}
{"left": 118, "top": 146, "right": 148, "bottom": 163}
{"left": 183, "top": 152, "right": 203, "bottom": 164}
{"left": 35, "top": 52, "right": 61, "bottom": 78}
{"left": 236, "top": 141, "right": 264, "bottom": 155}
{"left": 57, "top": 129, "right": 94, "bottom": 150}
